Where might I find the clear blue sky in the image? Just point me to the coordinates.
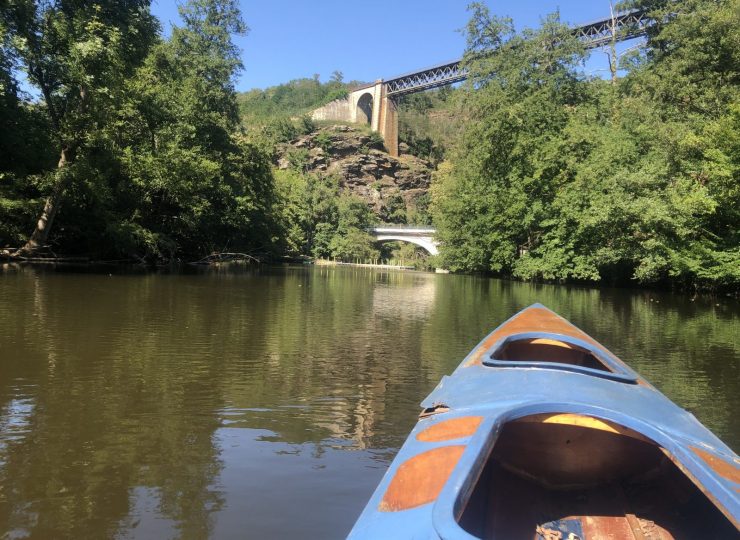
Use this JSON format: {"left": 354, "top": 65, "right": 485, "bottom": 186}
{"left": 151, "top": 1, "right": 629, "bottom": 91}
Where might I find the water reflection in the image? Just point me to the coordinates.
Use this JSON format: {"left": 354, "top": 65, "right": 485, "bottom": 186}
{"left": 0, "top": 265, "right": 737, "bottom": 539}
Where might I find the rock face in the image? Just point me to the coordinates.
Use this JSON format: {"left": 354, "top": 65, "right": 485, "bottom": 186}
{"left": 275, "top": 125, "right": 432, "bottom": 219}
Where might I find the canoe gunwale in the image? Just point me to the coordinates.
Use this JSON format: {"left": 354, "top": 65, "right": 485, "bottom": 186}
{"left": 482, "top": 331, "right": 639, "bottom": 384}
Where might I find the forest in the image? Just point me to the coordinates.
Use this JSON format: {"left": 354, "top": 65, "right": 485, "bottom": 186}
{"left": 0, "top": 0, "right": 738, "bottom": 291}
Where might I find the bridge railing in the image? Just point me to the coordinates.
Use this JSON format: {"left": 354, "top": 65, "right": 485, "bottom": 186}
{"left": 370, "top": 225, "right": 436, "bottom": 234}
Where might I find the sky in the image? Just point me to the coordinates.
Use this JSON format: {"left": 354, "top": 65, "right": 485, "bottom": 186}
{"left": 151, "top": 0, "right": 633, "bottom": 91}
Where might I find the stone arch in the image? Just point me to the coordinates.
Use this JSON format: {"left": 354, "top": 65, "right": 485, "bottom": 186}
{"left": 356, "top": 92, "right": 373, "bottom": 125}
{"left": 373, "top": 236, "right": 439, "bottom": 256}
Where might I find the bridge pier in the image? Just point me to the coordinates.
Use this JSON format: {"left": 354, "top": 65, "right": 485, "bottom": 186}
{"left": 312, "top": 80, "right": 400, "bottom": 156}
{"left": 378, "top": 88, "right": 399, "bottom": 157}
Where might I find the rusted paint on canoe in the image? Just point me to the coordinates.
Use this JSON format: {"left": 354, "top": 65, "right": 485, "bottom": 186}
{"left": 691, "top": 446, "right": 740, "bottom": 484}
{"left": 661, "top": 447, "right": 740, "bottom": 530}
{"left": 581, "top": 516, "right": 641, "bottom": 539}
{"left": 416, "top": 416, "right": 483, "bottom": 443}
{"left": 465, "top": 306, "right": 617, "bottom": 368}
{"left": 379, "top": 445, "right": 465, "bottom": 512}
{"left": 581, "top": 515, "right": 674, "bottom": 539}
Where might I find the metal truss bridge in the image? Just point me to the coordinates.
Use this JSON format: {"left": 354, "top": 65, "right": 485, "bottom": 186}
{"left": 384, "top": 10, "right": 651, "bottom": 97}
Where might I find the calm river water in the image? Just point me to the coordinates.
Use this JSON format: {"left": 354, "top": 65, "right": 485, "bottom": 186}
{"left": 0, "top": 264, "right": 738, "bottom": 539}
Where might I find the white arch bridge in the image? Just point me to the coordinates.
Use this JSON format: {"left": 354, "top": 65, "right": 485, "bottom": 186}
{"left": 370, "top": 226, "right": 439, "bottom": 256}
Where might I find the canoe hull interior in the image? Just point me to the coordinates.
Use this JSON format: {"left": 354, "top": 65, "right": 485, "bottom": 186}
{"left": 458, "top": 416, "right": 738, "bottom": 539}
{"left": 494, "top": 338, "right": 611, "bottom": 372}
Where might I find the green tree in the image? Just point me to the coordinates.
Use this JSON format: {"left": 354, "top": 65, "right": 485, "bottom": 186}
{"left": 273, "top": 169, "right": 309, "bottom": 255}
{"left": 0, "top": 10, "right": 56, "bottom": 246}
{"left": 433, "top": 0, "right": 739, "bottom": 291}
{"left": 617, "top": 0, "right": 740, "bottom": 286}
{"left": 329, "top": 194, "right": 378, "bottom": 261}
{"left": 3, "top": 0, "right": 158, "bottom": 254}
{"left": 272, "top": 170, "right": 341, "bottom": 258}
{"left": 433, "top": 4, "right": 586, "bottom": 273}
{"left": 109, "top": 0, "right": 276, "bottom": 260}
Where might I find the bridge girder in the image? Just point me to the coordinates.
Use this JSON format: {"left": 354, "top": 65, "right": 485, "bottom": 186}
{"left": 574, "top": 9, "right": 650, "bottom": 48}
{"left": 385, "top": 61, "right": 467, "bottom": 98}
{"left": 384, "top": 9, "right": 650, "bottom": 98}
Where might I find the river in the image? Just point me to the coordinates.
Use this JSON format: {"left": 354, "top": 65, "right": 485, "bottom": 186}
{"left": 0, "top": 264, "right": 737, "bottom": 539}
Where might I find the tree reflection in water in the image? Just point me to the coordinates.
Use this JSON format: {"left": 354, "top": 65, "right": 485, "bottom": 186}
{"left": 0, "top": 264, "right": 737, "bottom": 538}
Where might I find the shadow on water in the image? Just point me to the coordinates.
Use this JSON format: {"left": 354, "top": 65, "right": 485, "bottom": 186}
{"left": 0, "top": 264, "right": 737, "bottom": 538}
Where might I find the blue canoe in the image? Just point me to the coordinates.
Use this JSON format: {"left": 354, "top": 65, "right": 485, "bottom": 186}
{"left": 349, "top": 304, "right": 740, "bottom": 539}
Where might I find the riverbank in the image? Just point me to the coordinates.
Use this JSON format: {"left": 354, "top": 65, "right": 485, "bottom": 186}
{"left": 314, "top": 258, "right": 416, "bottom": 271}
{"left": 2, "top": 251, "right": 737, "bottom": 297}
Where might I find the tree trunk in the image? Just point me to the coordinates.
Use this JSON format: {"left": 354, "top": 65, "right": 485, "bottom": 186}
{"left": 609, "top": 2, "right": 618, "bottom": 84}
{"left": 16, "top": 146, "right": 72, "bottom": 255}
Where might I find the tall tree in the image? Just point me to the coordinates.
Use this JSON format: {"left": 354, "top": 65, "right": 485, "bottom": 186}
{"left": 109, "top": 0, "right": 276, "bottom": 260}
{"left": 433, "top": 0, "right": 739, "bottom": 290}
{"left": 3, "top": 0, "right": 157, "bottom": 254}
{"left": 433, "top": 4, "right": 587, "bottom": 273}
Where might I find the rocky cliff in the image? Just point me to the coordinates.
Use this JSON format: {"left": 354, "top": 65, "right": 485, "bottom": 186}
{"left": 275, "top": 125, "right": 432, "bottom": 220}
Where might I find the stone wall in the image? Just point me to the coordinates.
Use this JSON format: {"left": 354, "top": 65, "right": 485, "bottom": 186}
{"left": 311, "top": 82, "right": 400, "bottom": 157}
{"left": 311, "top": 98, "right": 353, "bottom": 123}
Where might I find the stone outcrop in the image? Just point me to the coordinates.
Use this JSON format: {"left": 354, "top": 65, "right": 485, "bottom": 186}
{"left": 275, "top": 125, "right": 432, "bottom": 218}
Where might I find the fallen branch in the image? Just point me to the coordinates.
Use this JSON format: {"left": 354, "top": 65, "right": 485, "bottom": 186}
{"left": 4, "top": 246, "right": 79, "bottom": 261}
{"left": 189, "top": 252, "right": 261, "bottom": 265}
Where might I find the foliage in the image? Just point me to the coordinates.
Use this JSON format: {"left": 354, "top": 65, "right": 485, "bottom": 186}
{"left": 378, "top": 241, "right": 434, "bottom": 269}
{"left": 107, "top": 0, "right": 277, "bottom": 259}
{"left": 314, "top": 131, "right": 333, "bottom": 153}
{"left": 367, "top": 131, "right": 386, "bottom": 150}
{"left": 380, "top": 192, "right": 407, "bottom": 224}
{"left": 328, "top": 195, "right": 378, "bottom": 260}
{"left": 397, "top": 87, "right": 461, "bottom": 164}
{"left": 237, "top": 76, "right": 352, "bottom": 128}
{"left": 0, "top": 63, "right": 55, "bottom": 245}
{"left": 0, "top": 0, "right": 277, "bottom": 261}
{"left": 406, "top": 192, "right": 432, "bottom": 226}
{"left": 1, "top": 0, "right": 160, "bottom": 251}
{"left": 297, "top": 114, "right": 316, "bottom": 135}
{"left": 286, "top": 148, "right": 310, "bottom": 173}
{"left": 432, "top": 0, "right": 740, "bottom": 291}
{"left": 273, "top": 169, "right": 378, "bottom": 261}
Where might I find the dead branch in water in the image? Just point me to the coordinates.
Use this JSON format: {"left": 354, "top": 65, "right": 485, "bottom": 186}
{"left": 2, "top": 246, "right": 90, "bottom": 263}
{"left": 189, "top": 252, "right": 261, "bottom": 265}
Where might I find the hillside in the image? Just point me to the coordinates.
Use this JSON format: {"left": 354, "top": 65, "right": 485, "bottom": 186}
{"left": 274, "top": 124, "right": 433, "bottom": 225}
{"left": 237, "top": 76, "right": 362, "bottom": 127}
{"left": 237, "top": 78, "right": 463, "bottom": 165}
